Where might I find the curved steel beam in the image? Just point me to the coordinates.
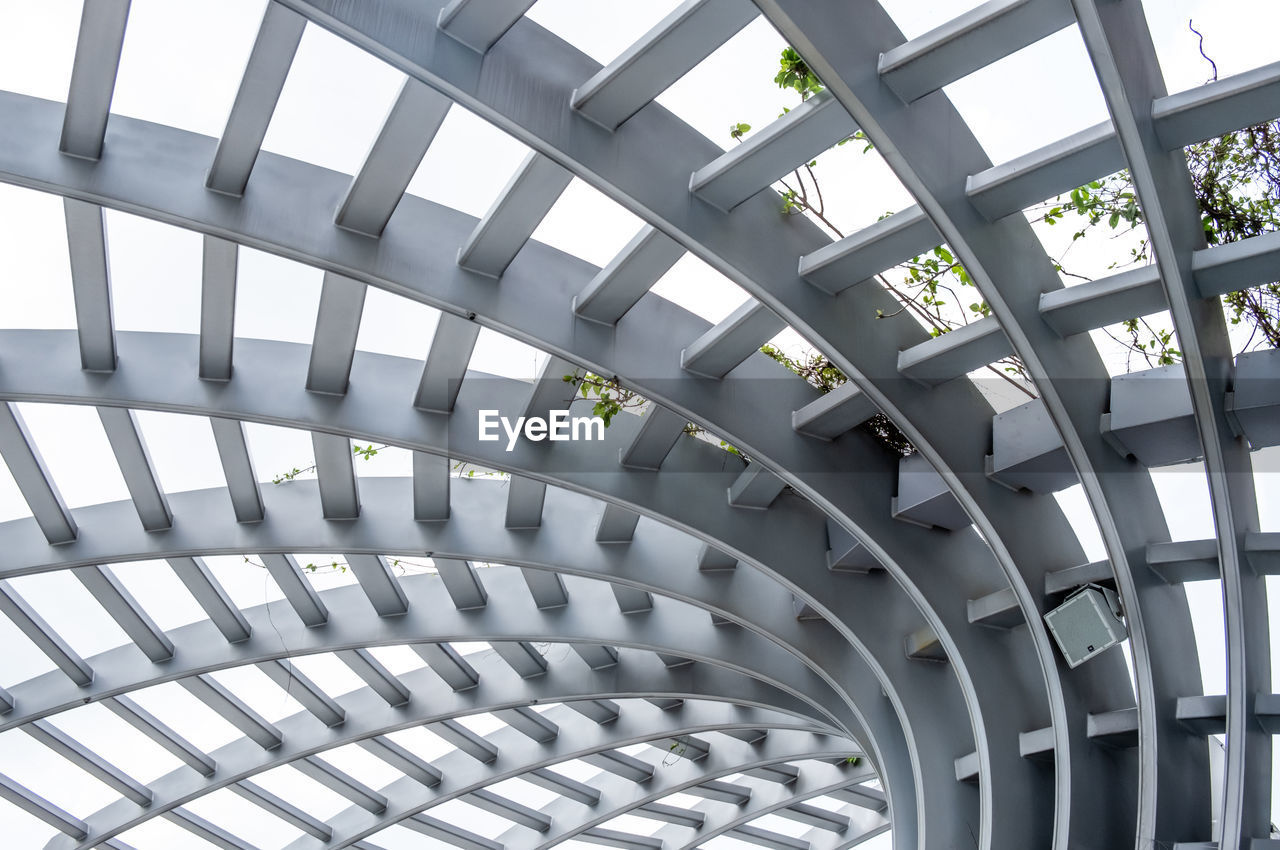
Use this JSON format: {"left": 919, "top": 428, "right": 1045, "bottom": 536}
{"left": 44, "top": 683, "right": 832, "bottom": 850}
{"left": 286, "top": 726, "right": 859, "bottom": 850}
{"left": 0, "top": 329, "right": 1008, "bottom": 847}
{"left": 0, "top": 91, "right": 1060, "bottom": 850}
{"left": 1068, "top": 3, "right": 1269, "bottom": 846}
{"left": 749, "top": 3, "right": 1207, "bottom": 848}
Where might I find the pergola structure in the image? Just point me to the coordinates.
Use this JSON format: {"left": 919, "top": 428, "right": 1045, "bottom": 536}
{"left": 0, "top": 1, "right": 1278, "bottom": 848}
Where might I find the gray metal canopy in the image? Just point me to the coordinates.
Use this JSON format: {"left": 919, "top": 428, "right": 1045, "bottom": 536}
{"left": 0, "top": 1, "right": 1277, "bottom": 849}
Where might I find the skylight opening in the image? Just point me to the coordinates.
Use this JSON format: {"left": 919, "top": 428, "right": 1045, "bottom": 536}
{"left": 314, "top": 743, "right": 404, "bottom": 792}
{"left": 0, "top": 726, "right": 116, "bottom": 819}
{"left": 0, "top": 185, "right": 75, "bottom": 331}
{"left": 202, "top": 553, "right": 287, "bottom": 611}
{"left": 244, "top": 422, "right": 316, "bottom": 486}
{"left": 14, "top": 402, "right": 130, "bottom": 508}
{"left": 366, "top": 644, "right": 427, "bottom": 677}
{"left": 383, "top": 724, "right": 453, "bottom": 763}
{"left": 0, "top": 4, "right": 77, "bottom": 103}
{"left": 287, "top": 651, "right": 367, "bottom": 699}
{"left": 597, "top": 812, "right": 662, "bottom": 836}
{"left": 1257, "top": 447, "right": 1280, "bottom": 531}
{"left": 1142, "top": 1, "right": 1280, "bottom": 94}
{"left": 1184, "top": 579, "right": 1228, "bottom": 695}
{"left": 349, "top": 444, "right": 414, "bottom": 480}
{"left": 877, "top": 0, "right": 990, "bottom": 40}
{"left": 107, "top": 559, "right": 211, "bottom": 634}
{"left": 206, "top": 664, "right": 306, "bottom": 725}
{"left": 547, "top": 757, "right": 604, "bottom": 784}
{"left": 529, "top": 178, "right": 645, "bottom": 270}
{"left": 6, "top": 569, "right": 130, "bottom": 657}
{"left": 234, "top": 246, "right": 324, "bottom": 346}
{"left": 0, "top": 612, "right": 56, "bottom": 686}
{"left": 290, "top": 552, "right": 363, "bottom": 593}
{"left": 260, "top": 24, "right": 403, "bottom": 176}
{"left": 182, "top": 785, "right": 300, "bottom": 850}
{"left": 774, "top": 136, "right": 916, "bottom": 241}
{"left": 526, "top": 0, "right": 685, "bottom": 67}
{"left": 112, "top": 0, "right": 264, "bottom": 139}
{"left": 649, "top": 253, "right": 751, "bottom": 326}
{"left": 491, "top": 776, "right": 559, "bottom": 809}
{"left": 468, "top": 328, "right": 546, "bottom": 382}
{"left": 119, "top": 816, "right": 240, "bottom": 850}
{"left": 1053, "top": 485, "right": 1108, "bottom": 564}
{"left": 405, "top": 107, "right": 531, "bottom": 219}
{"left": 1086, "top": 312, "right": 1181, "bottom": 378}
{"left": 748, "top": 812, "right": 811, "bottom": 838}
{"left": 47, "top": 701, "right": 181, "bottom": 785}
{"left": 655, "top": 16, "right": 790, "bottom": 154}
{"left": 256, "top": 761, "right": 357, "bottom": 821}
{"left": 943, "top": 26, "right": 1110, "bottom": 164}
{"left": 0, "top": 459, "right": 31, "bottom": 525}
{"left": 133, "top": 409, "right": 225, "bottom": 495}
{"left": 1150, "top": 461, "right": 1216, "bottom": 542}
{"left": 353, "top": 288, "right": 439, "bottom": 362}
{"left": 128, "top": 680, "right": 245, "bottom": 753}
{"left": 433, "top": 798, "right": 510, "bottom": 838}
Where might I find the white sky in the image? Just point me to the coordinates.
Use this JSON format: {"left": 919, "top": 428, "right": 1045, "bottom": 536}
{"left": 0, "top": 0, "right": 1278, "bottom": 847}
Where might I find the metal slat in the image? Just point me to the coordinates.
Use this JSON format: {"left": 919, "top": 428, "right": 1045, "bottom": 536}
{"left": 682, "top": 300, "right": 786, "bottom": 379}
{"left": 691, "top": 90, "right": 856, "bottom": 212}
{"left": 60, "top": 0, "right": 130, "bottom": 160}
{"left": 209, "top": 417, "right": 265, "bottom": 523}
{"left": 200, "top": 236, "right": 238, "bottom": 381}
{"left": 521, "top": 568, "right": 568, "bottom": 609}
{"left": 0, "top": 581, "right": 93, "bottom": 686}
{"left": 570, "top": 644, "right": 620, "bottom": 670}
{"left": 335, "top": 79, "right": 451, "bottom": 236}
{"left": 0, "top": 403, "right": 77, "bottom": 544}
{"left": 258, "top": 553, "right": 328, "bottom": 627}
{"left": 573, "top": 226, "right": 684, "bottom": 325}
{"left": 312, "top": 433, "right": 360, "bottom": 519}
{"left": 491, "top": 641, "right": 548, "bottom": 678}
{"left": 1038, "top": 264, "right": 1165, "bottom": 338}
{"left": 730, "top": 824, "right": 809, "bottom": 850}
{"left": 0, "top": 773, "right": 88, "bottom": 840}
{"left": 436, "top": 0, "right": 537, "bottom": 54}
{"left": 413, "top": 451, "right": 451, "bottom": 521}
{"left": 164, "top": 807, "right": 255, "bottom": 850}
{"left": 73, "top": 564, "right": 174, "bottom": 662}
{"left": 580, "top": 827, "right": 662, "bottom": 850}
{"left": 878, "top": 0, "right": 1075, "bottom": 103}
{"left": 798, "top": 205, "right": 940, "bottom": 295}
{"left": 965, "top": 120, "right": 1121, "bottom": 221}
{"left": 583, "top": 748, "right": 654, "bottom": 782}
{"left": 180, "top": 675, "right": 283, "bottom": 750}
{"left": 335, "top": 648, "right": 411, "bottom": 706}
{"left": 468, "top": 788, "right": 552, "bottom": 832}
{"left": 64, "top": 199, "right": 117, "bottom": 372}
{"left": 1153, "top": 59, "right": 1280, "bottom": 150}
{"left": 595, "top": 503, "right": 640, "bottom": 542}
{"left": 104, "top": 695, "right": 217, "bottom": 777}
{"left": 406, "top": 814, "right": 503, "bottom": 850}
{"left": 255, "top": 659, "right": 345, "bottom": 727}
{"left": 413, "top": 642, "right": 480, "bottom": 691}
{"left": 435, "top": 718, "right": 499, "bottom": 764}
{"left": 726, "top": 465, "right": 786, "bottom": 509}
{"left": 434, "top": 558, "right": 488, "bottom": 609}
{"left": 206, "top": 2, "right": 307, "bottom": 195}
{"left": 358, "top": 736, "right": 443, "bottom": 786}
{"left": 230, "top": 780, "right": 332, "bottom": 841}
{"left": 791, "top": 382, "right": 877, "bottom": 441}
{"left": 618, "top": 404, "right": 686, "bottom": 470}
{"left": 456, "top": 152, "right": 572, "bottom": 278}
{"left": 612, "top": 585, "right": 653, "bottom": 614}
{"left": 525, "top": 768, "right": 600, "bottom": 805}
{"left": 895, "top": 317, "right": 1013, "bottom": 386}
{"left": 306, "top": 273, "right": 367, "bottom": 396}
{"left": 26, "top": 720, "right": 153, "bottom": 806}
{"left": 568, "top": 698, "right": 621, "bottom": 723}
{"left": 414, "top": 313, "right": 481, "bottom": 413}
{"left": 492, "top": 706, "right": 558, "bottom": 742}
{"left": 97, "top": 406, "right": 172, "bottom": 531}
{"left": 505, "top": 475, "right": 546, "bottom": 529}
{"left": 571, "top": 0, "right": 759, "bottom": 130}
{"left": 344, "top": 554, "right": 409, "bottom": 617}
{"left": 294, "top": 757, "right": 387, "bottom": 812}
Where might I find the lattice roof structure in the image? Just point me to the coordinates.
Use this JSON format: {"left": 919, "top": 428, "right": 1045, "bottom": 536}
{"left": 0, "top": 1, "right": 1278, "bottom": 849}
